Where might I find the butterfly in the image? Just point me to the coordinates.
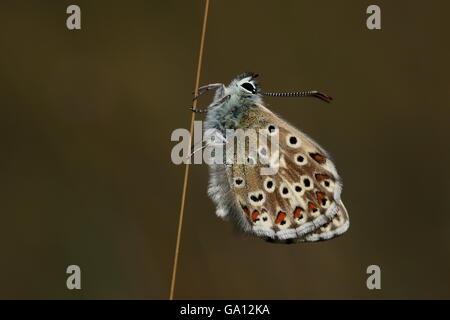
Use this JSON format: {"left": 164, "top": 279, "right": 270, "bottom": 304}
{"left": 192, "top": 72, "right": 349, "bottom": 243}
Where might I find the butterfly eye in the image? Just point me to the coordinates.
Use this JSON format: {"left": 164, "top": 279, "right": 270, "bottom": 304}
{"left": 241, "top": 82, "right": 256, "bottom": 93}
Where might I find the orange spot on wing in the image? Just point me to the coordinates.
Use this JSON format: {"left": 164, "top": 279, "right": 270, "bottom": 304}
{"left": 293, "top": 207, "right": 303, "bottom": 218}
{"left": 310, "top": 152, "right": 326, "bottom": 164}
{"left": 251, "top": 210, "right": 260, "bottom": 222}
{"left": 315, "top": 174, "right": 329, "bottom": 181}
{"left": 316, "top": 191, "right": 326, "bottom": 203}
{"left": 275, "top": 211, "right": 286, "bottom": 224}
{"left": 308, "top": 202, "right": 318, "bottom": 212}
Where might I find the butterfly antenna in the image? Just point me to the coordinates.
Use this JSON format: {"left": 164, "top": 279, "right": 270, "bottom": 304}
{"left": 261, "top": 91, "right": 333, "bottom": 103}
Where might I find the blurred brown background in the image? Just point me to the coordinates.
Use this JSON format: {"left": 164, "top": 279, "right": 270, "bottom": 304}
{"left": 0, "top": 0, "right": 449, "bottom": 299}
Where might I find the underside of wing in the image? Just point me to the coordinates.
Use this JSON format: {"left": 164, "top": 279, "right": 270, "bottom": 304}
{"left": 207, "top": 103, "right": 349, "bottom": 243}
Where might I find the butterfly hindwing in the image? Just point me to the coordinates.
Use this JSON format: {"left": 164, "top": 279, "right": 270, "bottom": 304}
{"left": 303, "top": 201, "right": 349, "bottom": 242}
{"left": 223, "top": 103, "right": 349, "bottom": 242}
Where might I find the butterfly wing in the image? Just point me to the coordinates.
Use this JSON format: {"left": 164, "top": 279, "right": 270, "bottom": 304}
{"left": 207, "top": 103, "right": 349, "bottom": 242}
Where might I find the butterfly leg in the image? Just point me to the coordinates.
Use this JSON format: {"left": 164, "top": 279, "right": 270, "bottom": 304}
{"left": 193, "top": 83, "right": 225, "bottom": 100}
{"left": 213, "top": 94, "right": 230, "bottom": 106}
{"left": 189, "top": 94, "right": 230, "bottom": 113}
{"left": 189, "top": 107, "right": 208, "bottom": 113}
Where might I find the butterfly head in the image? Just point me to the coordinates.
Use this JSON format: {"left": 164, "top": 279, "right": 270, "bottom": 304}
{"left": 227, "top": 72, "right": 262, "bottom": 102}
